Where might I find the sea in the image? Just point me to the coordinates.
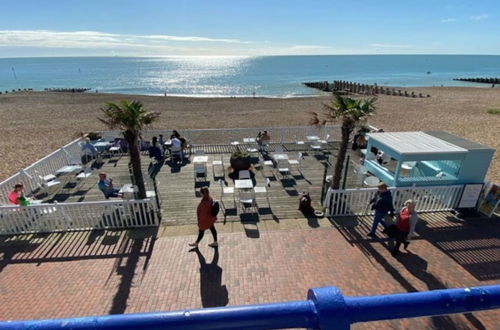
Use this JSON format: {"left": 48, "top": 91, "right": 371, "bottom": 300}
{"left": 1, "top": 55, "right": 499, "bottom": 97}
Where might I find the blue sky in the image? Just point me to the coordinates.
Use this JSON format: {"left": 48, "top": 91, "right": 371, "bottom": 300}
{"left": 0, "top": 0, "right": 499, "bottom": 57}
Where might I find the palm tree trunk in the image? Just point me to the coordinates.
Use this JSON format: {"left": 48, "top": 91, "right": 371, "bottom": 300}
{"left": 331, "top": 121, "right": 352, "bottom": 189}
{"left": 126, "top": 135, "right": 147, "bottom": 199}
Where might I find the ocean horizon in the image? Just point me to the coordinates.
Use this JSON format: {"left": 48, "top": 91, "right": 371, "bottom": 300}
{"left": 1, "top": 55, "right": 499, "bottom": 97}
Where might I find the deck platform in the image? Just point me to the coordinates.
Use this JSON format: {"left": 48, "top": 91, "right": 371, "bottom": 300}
{"left": 35, "top": 142, "right": 368, "bottom": 226}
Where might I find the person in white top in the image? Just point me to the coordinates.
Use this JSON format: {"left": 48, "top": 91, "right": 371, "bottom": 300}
{"left": 170, "top": 135, "right": 183, "bottom": 163}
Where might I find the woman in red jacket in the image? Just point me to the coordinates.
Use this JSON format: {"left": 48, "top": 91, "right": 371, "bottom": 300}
{"left": 392, "top": 200, "right": 418, "bottom": 256}
{"left": 189, "top": 187, "right": 218, "bottom": 247}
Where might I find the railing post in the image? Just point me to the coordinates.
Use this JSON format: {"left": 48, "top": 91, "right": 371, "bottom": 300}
{"left": 307, "top": 287, "right": 350, "bottom": 329}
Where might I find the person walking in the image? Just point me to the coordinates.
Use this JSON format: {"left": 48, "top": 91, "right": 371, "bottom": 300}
{"left": 392, "top": 200, "right": 418, "bottom": 256}
{"left": 367, "top": 182, "right": 394, "bottom": 237}
{"left": 189, "top": 187, "right": 218, "bottom": 247}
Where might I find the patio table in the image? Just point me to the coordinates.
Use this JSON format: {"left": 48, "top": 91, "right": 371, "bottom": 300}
{"left": 235, "top": 179, "right": 253, "bottom": 189}
{"left": 56, "top": 165, "right": 83, "bottom": 176}
{"left": 273, "top": 153, "right": 289, "bottom": 161}
{"left": 193, "top": 156, "right": 209, "bottom": 163}
{"left": 93, "top": 141, "right": 112, "bottom": 152}
{"left": 243, "top": 138, "right": 256, "bottom": 143}
{"left": 306, "top": 135, "right": 319, "bottom": 142}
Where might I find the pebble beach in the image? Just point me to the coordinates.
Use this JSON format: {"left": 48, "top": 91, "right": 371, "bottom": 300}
{"left": 0, "top": 86, "right": 498, "bottom": 182}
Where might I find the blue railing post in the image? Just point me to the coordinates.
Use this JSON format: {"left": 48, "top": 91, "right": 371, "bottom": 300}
{"left": 307, "top": 287, "right": 350, "bottom": 329}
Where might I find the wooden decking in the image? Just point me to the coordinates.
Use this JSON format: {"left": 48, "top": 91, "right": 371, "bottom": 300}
{"left": 35, "top": 142, "right": 368, "bottom": 226}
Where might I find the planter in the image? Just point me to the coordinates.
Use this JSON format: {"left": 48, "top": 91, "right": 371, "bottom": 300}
{"left": 230, "top": 153, "right": 252, "bottom": 171}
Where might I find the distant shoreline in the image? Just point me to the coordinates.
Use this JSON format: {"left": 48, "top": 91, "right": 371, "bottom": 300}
{"left": 2, "top": 84, "right": 499, "bottom": 99}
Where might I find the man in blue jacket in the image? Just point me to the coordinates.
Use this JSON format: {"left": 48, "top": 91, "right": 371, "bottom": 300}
{"left": 367, "top": 182, "right": 394, "bottom": 237}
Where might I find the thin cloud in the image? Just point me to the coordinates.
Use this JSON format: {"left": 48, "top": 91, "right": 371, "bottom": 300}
{"left": 440, "top": 18, "right": 457, "bottom": 23}
{"left": 0, "top": 30, "right": 253, "bottom": 49}
{"left": 143, "top": 35, "right": 251, "bottom": 44}
{"left": 369, "top": 43, "right": 413, "bottom": 49}
{"left": 470, "top": 14, "right": 489, "bottom": 21}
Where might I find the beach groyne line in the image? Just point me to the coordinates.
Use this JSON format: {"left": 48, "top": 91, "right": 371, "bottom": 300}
{"left": 453, "top": 77, "right": 499, "bottom": 85}
{"left": 44, "top": 87, "right": 91, "bottom": 93}
{"left": 0, "top": 88, "right": 34, "bottom": 95}
{"left": 303, "top": 80, "right": 431, "bottom": 98}
{"left": 0, "top": 87, "right": 91, "bottom": 95}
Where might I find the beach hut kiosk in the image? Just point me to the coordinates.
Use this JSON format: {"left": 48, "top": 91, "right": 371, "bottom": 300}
{"left": 364, "top": 131, "right": 494, "bottom": 187}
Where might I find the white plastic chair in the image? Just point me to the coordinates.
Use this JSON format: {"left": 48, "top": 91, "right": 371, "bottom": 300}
{"left": 239, "top": 170, "right": 251, "bottom": 180}
{"left": 288, "top": 152, "right": 303, "bottom": 169}
{"left": 76, "top": 167, "right": 92, "bottom": 180}
{"left": 310, "top": 141, "right": 322, "bottom": 154}
{"left": 319, "top": 134, "right": 330, "bottom": 144}
{"left": 219, "top": 179, "right": 235, "bottom": 208}
{"left": 277, "top": 159, "right": 290, "bottom": 178}
{"left": 212, "top": 154, "right": 225, "bottom": 178}
{"left": 239, "top": 190, "right": 256, "bottom": 212}
{"left": 254, "top": 178, "right": 270, "bottom": 206}
{"left": 37, "top": 174, "right": 61, "bottom": 196}
{"left": 194, "top": 162, "right": 207, "bottom": 180}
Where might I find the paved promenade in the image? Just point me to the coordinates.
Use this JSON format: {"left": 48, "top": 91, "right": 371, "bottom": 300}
{"left": 0, "top": 212, "right": 498, "bottom": 329}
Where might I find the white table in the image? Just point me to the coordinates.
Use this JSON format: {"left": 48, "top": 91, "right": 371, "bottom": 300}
{"left": 243, "top": 138, "right": 256, "bottom": 143}
{"left": 360, "top": 149, "right": 367, "bottom": 155}
{"left": 306, "top": 135, "right": 319, "bottom": 142}
{"left": 56, "top": 165, "right": 83, "bottom": 175}
{"left": 235, "top": 179, "right": 253, "bottom": 189}
{"left": 230, "top": 141, "right": 240, "bottom": 145}
{"left": 193, "top": 155, "right": 209, "bottom": 163}
{"left": 273, "top": 153, "right": 289, "bottom": 161}
{"left": 93, "top": 141, "right": 112, "bottom": 152}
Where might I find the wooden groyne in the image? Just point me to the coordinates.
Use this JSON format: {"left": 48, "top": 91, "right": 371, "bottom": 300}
{"left": 0, "top": 87, "right": 91, "bottom": 95}
{"left": 44, "top": 88, "right": 91, "bottom": 93}
{"left": 303, "top": 80, "right": 431, "bottom": 98}
{"left": 453, "top": 77, "right": 499, "bottom": 85}
{"left": 0, "top": 88, "right": 34, "bottom": 95}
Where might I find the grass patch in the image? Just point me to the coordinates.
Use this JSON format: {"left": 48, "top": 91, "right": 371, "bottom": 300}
{"left": 487, "top": 108, "right": 500, "bottom": 115}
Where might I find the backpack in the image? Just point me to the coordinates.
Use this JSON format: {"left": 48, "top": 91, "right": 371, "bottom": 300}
{"left": 211, "top": 200, "right": 220, "bottom": 217}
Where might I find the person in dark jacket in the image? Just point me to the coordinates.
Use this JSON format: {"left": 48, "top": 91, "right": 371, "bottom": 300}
{"left": 148, "top": 137, "right": 164, "bottom": 162}
{"left": 367, "top": 182, "right": 394, "bottom": 237}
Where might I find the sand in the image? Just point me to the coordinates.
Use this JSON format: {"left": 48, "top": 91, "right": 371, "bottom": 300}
{"left": 0, "top": 87, "right": 498, "bottom": 182}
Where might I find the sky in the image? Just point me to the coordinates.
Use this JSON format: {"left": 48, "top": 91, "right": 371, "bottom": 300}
{"left": 0, "top": 0, "right": 499, "bottom": 57}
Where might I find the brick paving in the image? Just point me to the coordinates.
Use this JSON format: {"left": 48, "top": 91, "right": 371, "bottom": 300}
{"left": 0, "top": 212, "right": 498, "bottom": 329}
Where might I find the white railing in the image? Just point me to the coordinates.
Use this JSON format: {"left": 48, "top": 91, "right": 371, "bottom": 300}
{"left": 324, "top": 185, "right": 464, "bottom": 217}
{"left": 98, "top": 125, "right": 341, "bottom": 146}
{"left": 0, "top": 138, "right": 83, "bottom": 205}
{"left": 0, "top": 199, "right": 159, "bottom": 235}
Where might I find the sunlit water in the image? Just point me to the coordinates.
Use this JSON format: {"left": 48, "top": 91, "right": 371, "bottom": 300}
{"left": 1, "top": 55, "right": 499, "bottom": 97}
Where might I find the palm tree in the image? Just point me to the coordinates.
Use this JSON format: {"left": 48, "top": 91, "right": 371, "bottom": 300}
{"left": 100, "top": 100, "right": 159, "bottom": 199}
{"left": 311, "top": 93, "right": 377, "bottom": 189}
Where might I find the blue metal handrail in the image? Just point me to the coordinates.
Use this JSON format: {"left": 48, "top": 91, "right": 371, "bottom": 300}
{"left": 2, "top": 285, "right": 499, "bottom": 329}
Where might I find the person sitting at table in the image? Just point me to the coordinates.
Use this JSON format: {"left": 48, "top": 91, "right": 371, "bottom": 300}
{"left": 257, "top": 130, "right": 270, "bottom": 150}
{"left": 81, "top": 138, "right": 98, "bottom": 163}
{"left": 148, "top": 137, "right": 164, "bottom": 163}
{"left": 98, "top": 172, "right": 122, "bottom": 199}
{"left": 170, "top": 134, "right": 184, "bottom": 163}
{"left": 172, "top": 130, "right": 181, "bottom": 139}
{"left": 8, "top": 183, "right": 27, "bottom": 205}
